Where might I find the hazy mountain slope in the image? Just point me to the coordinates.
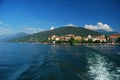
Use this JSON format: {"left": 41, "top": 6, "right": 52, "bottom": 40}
{"left": 95, "top": 29, "right": 119, "bottom": 35}
{"left": 0, "top": 32, "right": 29, "bottom": 42}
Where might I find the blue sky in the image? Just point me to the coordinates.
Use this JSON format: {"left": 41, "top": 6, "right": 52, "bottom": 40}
{"left": 0, "top": 0, "right": 120, "bottom": 35}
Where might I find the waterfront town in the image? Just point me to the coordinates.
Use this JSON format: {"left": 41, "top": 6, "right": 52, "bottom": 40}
{"left": 48, "top": 33, "right": 120, "bottom": 44}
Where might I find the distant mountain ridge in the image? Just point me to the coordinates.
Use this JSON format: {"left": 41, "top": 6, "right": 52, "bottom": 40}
{"left": 95, "top": 29, "right": 119, "bottom": 35}
{"left": 11, "top": 26, "right": 101, "bottom": 42}
{"left": 0, "top": 32, "right": 29, "bottom": 42}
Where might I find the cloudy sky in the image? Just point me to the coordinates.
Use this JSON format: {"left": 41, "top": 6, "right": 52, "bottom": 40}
{"left": 0, "top": 0, "right": 120, "bottom": 35}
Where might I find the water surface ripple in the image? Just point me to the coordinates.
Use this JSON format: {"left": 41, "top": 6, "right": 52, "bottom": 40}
{"left": 0, "top": 43, "right": 120, "bottom": 80}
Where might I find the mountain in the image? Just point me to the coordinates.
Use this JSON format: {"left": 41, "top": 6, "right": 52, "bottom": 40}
{"left": 0, "top": 32, "right": 29, "bottom": 42}
{"left": 95, "top": 30, "right": 119, "bottom": 35}
{"left": 11, "top": 26, "right": 101, "bottom": 42}
{"left": 12, "top": 32, "right": 29, "bottom": 38}
{"left": 0, "top": 34, "right": 13, "bottom": 40}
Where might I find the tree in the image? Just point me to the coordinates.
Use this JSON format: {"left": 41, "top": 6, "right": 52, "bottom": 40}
{"left": 69, "top": 37, "right": 76, "bottom": 44}
{"left": 56, "top": 40, "right": 62, "bottom": 43}
{"left": 105, "top": 35, "right": 108, "bottom": 41}
{"left": 94, "top": 40, "right": 100, "bottom": 43}
{"left": 81, "top": 38, "right": 86, "bottom": 43}
{"left": 116, "top": 37, "right": 120, "bottom": 43}
{"left": 87, "top": 39, "right": 93, "bottom": 43}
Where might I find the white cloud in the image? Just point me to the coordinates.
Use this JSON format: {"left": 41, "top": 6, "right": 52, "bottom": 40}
{"left": 50, "top": 26, "right": 55, "bottom": 30}
{"left": 65, "top": 23, "right": 76, "bottom": 27}
{"left": 0, "top": 27, "right": 11, "bottom": 35}
{"left": 84, "top": 22, "right": 113, "bottom": 32}
{"left": 24, "top": 27, "right": 44, "bottom": 34}
{"left": 0, "top": 20, "right": 11, "bottom": 35}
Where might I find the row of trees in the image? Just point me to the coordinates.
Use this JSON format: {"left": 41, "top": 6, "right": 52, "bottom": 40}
{"left": 69, "top": 38, "right": 105, "bottom": 43}
{"left": 55, "top": 37, "right": 104, "bottom": 44}
{"left": 55, "top": 37, "right": 120, "bottom": 44}
{"left": 116, "top": 37, "right": 120, "bottom": 43}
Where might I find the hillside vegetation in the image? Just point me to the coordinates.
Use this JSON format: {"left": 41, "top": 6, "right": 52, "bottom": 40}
{"left": 11, "top": 26, "right": 101, "bottom": 42}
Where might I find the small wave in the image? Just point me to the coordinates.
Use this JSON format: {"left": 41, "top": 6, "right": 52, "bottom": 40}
{"left": 118, "top": 53, "right": 120, "bottom": 55}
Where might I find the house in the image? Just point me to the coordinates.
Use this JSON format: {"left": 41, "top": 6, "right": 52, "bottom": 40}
{"left": 109, "top": 33, "right": 120, "bottom": 42}
{"left": 84, "top": 35, "right": 106, "bottom": 42}
{"left": 84, "top": 35, "right": 92, "bottom": 41}
{"left": 48, "top": 35, "right": 60, "bottom": 41}
{"left": 48, "top": 34, "right": 82, "bottom": 41}
{"left": 63, "top": 34, "right": 75, "bottom": 41}
{"left": 74, "top": 36, "right": 82, "bottom": 41}
{"left": 93, "top": 35, "right": 106, "bottom": 42}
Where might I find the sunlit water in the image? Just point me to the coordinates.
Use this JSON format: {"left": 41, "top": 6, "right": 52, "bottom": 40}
{"left": 0, "top": 43, "right": 120, "bottom": 80}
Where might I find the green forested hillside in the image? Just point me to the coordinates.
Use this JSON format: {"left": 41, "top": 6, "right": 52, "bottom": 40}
{"left": 11, "top": 26, "right": 101, "bottom": 42}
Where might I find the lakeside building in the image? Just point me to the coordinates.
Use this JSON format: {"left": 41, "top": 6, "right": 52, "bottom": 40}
{"left": 84, "top": 35, "right": 92, "bottom": 41}
{"left": 84, "top": 35, "right": 106, "bottom": 42}
{"left": 48, "top": 34, "right": 107, "bottom": 43}
{"left": 48, "top": 34, "right": 82, "bottom": 41}
{"left": 48, "top": 35, "right": 60, "bottom": 41}
{"left": 93, "top": 35, "right": 106, "bottom": 42}
{"left": 109, "top": 33, "right": 120, "bottom": 42}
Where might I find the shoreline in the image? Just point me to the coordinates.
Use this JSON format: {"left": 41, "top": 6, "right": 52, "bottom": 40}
{"left": 2, "top": 42, "right": 120, "bottom": 46}
{"left": 46, "top": 43, "right": 120, "bottom": 46}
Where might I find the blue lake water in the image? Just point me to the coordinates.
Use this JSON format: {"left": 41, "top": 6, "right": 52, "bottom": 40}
{"left": 0, "top": 43, "right": 120, "bottom": 80}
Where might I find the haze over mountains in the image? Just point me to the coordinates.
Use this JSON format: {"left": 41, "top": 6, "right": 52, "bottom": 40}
{"left": 0, "top": 32, "right": 29, "bottom": 42}
{"left": 95, "top": 30, "right": 119, "bottom": 35}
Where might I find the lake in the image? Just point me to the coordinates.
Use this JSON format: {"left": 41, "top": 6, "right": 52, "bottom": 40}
{"left": 0, "top": 43, "right": 120, "bottom": 80}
